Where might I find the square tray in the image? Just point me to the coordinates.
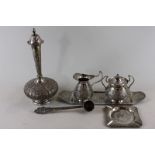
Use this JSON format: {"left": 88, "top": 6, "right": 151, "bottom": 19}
{"left": 103, "top": 105, "right": 142, "bottom": 128}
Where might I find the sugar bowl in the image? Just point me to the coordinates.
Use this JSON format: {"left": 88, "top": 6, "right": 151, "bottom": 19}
{"left": 101, "top": 74, "right": 135, "bottom": 104}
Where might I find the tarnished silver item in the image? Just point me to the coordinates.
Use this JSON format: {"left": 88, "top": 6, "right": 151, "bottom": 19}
{"left": 71, "top": 71, "right": 104, "bottom": 104}
{"left": 101, "top": 74, "right": 135, "bottom": 104}
{"left": 24, "top": 29, "right": 58, "bottom": 105}
{"left": 57, "top": 73, "right": 144, "bottom": 128}
{"left": 21, "top": 28, "right": 146, "bottom": 128}
{"left": 34, "top": 100, "right": 95, "bottom": 114}
{"left": 103, "top": 105, "right": 142, "bottom": 128}
{"left": 57, "top": 90, "right": 145, "bottom": 105}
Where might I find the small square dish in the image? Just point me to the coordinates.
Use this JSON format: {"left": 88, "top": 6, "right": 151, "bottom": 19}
{"left": 103, "top": 105, "right": 142, "bottom": 128}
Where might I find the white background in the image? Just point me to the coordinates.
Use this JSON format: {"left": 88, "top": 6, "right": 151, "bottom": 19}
{"left": 0, "top": 0, "right": 155, "bottom": 155}
{"left": 0, "top": 26, "right": 154, "bottom": 128}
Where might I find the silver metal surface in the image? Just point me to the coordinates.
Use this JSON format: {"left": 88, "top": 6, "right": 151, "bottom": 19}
{"left": 34, "top": 100, "right": 95, "bottom": 114}
{"left": 27, "top": 28, "right": 44, "bottom": 80}
{"left": 57, "top": 90, "right": 145, "bottom": 105}
{"left": 71, "top": 71, "right": 104, "bottom": 103}
{"left": 103, "top": 105, "right": 142, "bottom": 128}
{"left": 24, "top": 29, "right": 58, "bottom": 105}
{"left": 101, "top": 74, "right": 135, "bottom": 104}
{"left": 34, "top": 105, "right": 82, "bottom": 114}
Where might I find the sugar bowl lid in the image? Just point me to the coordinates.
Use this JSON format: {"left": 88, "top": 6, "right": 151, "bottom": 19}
{"left": 27, "top": 28, "right": 44, "bottom": 46}
{"left": 108, "top": 74, "right": 128, "bottom": 86}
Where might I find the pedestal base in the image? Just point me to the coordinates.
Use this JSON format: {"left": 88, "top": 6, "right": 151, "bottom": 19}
{"left": 33, "top": 99, "right": 52, "bottom": 105}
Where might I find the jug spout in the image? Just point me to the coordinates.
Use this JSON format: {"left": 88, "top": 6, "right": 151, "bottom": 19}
{"left": 73, "top": 73, "right": 96, "bottom": 81}
{"left": 73, "top": 71, "right": 104, "bottom": 86}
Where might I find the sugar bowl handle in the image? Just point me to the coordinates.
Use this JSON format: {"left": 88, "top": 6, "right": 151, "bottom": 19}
{"left": 127, "top": 75, "right": 135, "bottom": 88}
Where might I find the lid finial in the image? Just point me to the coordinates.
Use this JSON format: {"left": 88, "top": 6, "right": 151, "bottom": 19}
{"left": 32, "top": 28, "right": 36, "bottom": 36}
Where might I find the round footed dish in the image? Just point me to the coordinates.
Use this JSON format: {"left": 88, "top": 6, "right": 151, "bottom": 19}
{"left": 24, "top": 77, "right": 58, "bottom": 105}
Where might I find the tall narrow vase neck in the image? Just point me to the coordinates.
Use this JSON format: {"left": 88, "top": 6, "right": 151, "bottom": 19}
{"left": 27, "top": 28, "right": 44, "bottom": 79}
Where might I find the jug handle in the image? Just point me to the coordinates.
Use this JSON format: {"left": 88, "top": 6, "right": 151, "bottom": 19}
{"left": 91, "top": 71, "right": 104, "bottom": 86}
{"left": 101, "top": 75, "right": 109, "bottom": 88}
{"left": 127, "top": 75, "right": 135, "bottom": 88}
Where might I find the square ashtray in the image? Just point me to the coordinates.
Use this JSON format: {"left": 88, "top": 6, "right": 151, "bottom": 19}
{"left": 103, "top": 105, "right": 142, "bottom": 128}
